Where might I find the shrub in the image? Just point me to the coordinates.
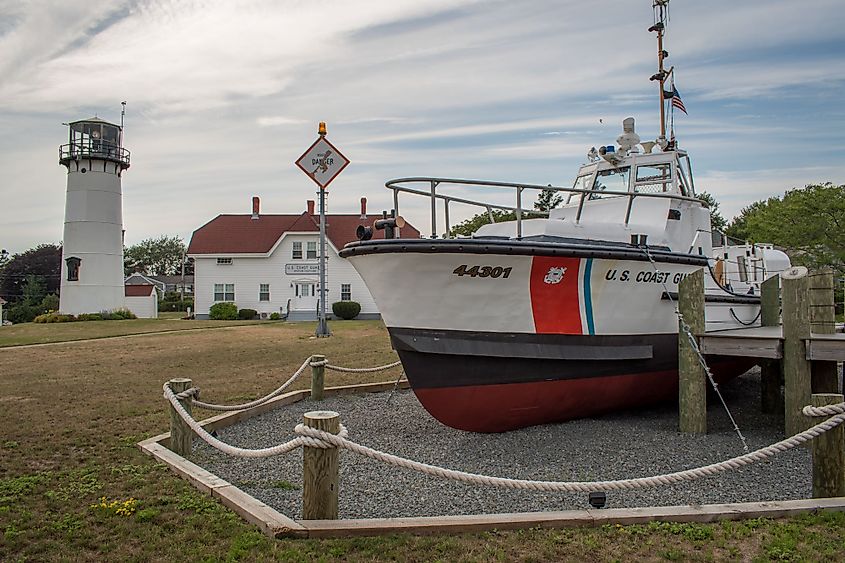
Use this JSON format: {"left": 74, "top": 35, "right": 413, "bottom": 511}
{"left": 269, "top": 312, "right": 281, "bottom": 320}
{"left": 158, "top": 299, "right": 193, "bottom": 312}
{"left": 238, "top": 308, "right": 257, "bottom": 320}
{"left": 209, "top": 302, "right": 238, "bottom": 320}
{"left": 77, "top": 313, "right": 103, "bottom": 321}
{"left": 40, "top": 293, "right": 60, "bottom": 312}
{"left": 332, "top": 301, "right": 361, "bottom": 320}
{"left": 7, "top": 303, "right": 42, "bottom": 324}
{"left": 33, "top": 312, "right": 76, "bottom": 323}
{"left": 107, "top": 308, "right": 137, "bottom": 320}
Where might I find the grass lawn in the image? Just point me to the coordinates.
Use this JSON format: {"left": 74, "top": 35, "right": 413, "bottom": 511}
{"left": 1, "top": 320, "right": 844, "bottom": 561}
{"left": 0, "top": 315, "right": 264, "bottom": 348}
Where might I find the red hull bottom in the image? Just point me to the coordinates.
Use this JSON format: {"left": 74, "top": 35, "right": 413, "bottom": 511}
{"left": 412, "top": 361, "right": 756, "bottom": 433}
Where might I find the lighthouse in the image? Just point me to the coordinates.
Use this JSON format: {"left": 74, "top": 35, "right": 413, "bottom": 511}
{"left": 58, "top": 116, "right": 130, "bottom": 315}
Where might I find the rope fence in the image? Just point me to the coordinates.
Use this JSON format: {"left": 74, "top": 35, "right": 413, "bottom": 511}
{"left": 161, "top": 356, "right": 845, "bottom": 494}
{"left": 184, "top": 357, "right": 403, "bottom": 412}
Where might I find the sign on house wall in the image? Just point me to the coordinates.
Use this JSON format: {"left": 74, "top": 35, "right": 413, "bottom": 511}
{"left": 285, "top": 263, "right": 320, "bottom": 275}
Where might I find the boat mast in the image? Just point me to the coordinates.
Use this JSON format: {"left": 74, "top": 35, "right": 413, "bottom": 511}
{"left": 650, "top": 0, "right": 670, "bottom": 140}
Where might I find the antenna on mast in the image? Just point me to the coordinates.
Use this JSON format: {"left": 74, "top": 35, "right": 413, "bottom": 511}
{"left": 649, "top": 0, "right": 670, "bottom": 141}
{"left": 120, "top": 101, "right": 126, "bottom": 130}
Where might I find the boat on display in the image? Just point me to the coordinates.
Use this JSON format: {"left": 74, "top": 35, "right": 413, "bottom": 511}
{"left": 340, "top": 0, "right": 791, "bottom": 432}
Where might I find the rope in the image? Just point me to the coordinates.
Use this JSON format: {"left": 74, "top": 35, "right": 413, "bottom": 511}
{"left": 191, "top": 358, "right": 312, "bottom": 411}
{"left": 164, "top": 382, "right": 348, "bottom": 457}
{"left": 804, "top": 403, "right": 845, "bottom": 417}
{"left": 294, "top": 403, "right": 845, "bottom": 492}
{"left": 641, "top": 246, "right": 749, "bottom": 452}
{"left": 175, "top": 387, "right": 200, "bottom": 401}
{"left": 164, "top": 377, "right": 845, "bottom": 492}
{"left": 325, "top": 361, "right": 402, "bottom": 373}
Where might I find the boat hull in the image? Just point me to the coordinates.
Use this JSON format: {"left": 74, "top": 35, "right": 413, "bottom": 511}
{"left": 391, "top": 327, "right": 755, "bottom": 432}
{"left": 340, "top": 239, "right": 761, "bottom": 432}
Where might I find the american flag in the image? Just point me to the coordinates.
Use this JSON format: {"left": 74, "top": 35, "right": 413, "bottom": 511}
{"left": 672, "top": 86, "right": 688, "bottom": 114}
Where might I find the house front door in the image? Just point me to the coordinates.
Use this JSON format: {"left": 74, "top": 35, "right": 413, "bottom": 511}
{"left": 292, "top": 281, "right": 317, "bottom": 311}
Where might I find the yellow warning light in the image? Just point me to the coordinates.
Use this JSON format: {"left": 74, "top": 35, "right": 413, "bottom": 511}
{"left": 318, "top": 122, "right": 327, "bottom": 136}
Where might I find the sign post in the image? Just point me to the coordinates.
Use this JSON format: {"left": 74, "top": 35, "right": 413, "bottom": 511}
{"left": 295, "top": 123, "right": 350, "bottom": 337}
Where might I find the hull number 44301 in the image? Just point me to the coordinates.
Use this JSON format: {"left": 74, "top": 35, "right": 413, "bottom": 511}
{"left": 453, "top": 265, "right": 513, "bottom": 279}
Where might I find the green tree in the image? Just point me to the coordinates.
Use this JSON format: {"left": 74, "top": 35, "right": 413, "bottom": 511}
{"left": 448, "top": 189, "right": 557, "bottom": 237}
{"left": 725, "top": 182, "right": 845, "bottom": 274}
{"left": 448, "top": 209, "right": 517, "bottom": 237}
{"left": 124, "top": 236, "right": 186, "bottom": 276}
{"left": 696, "top": 192, "right": 727, "bottom": 232}
{"left": 535, "top": 186, "right": 563, "bottom": 212}
{"left": 0, "top": 244, "right": 61, "bottom": 303}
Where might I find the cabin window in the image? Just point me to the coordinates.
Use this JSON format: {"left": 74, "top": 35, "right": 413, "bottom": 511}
{"left": 634, "top": 164, "right": 673, "bottom": 193}
{"left": 590, "top": 167, "right": 630, "bottom": 199}
{"left": 566, "top": 173, "right": 594, "bottom": 204}
{"left": 341, "top": 284, "right": 351, "bottom": 301}
{"left": 214, "top": 283, "right": 235, "bottom": 301}
{"left": 306, "top": 241, "right": 317, "bottom": 259}
{"left": 259, "top": 283, "right": 270, "bottom": 301}
{"left": 217, "top": 257, "right": 232, "bottom": 265}
{"left": 292, "top": 242, "right": 303, "bottom": 260}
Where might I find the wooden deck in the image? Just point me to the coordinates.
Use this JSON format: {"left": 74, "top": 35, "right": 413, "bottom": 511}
{"left": 700, "top": 326, "right": 845, "bottom": 361}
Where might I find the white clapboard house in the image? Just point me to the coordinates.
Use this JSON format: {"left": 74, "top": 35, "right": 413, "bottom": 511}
{"left": 187, "top": 197, "right": 420, "bottom": 320}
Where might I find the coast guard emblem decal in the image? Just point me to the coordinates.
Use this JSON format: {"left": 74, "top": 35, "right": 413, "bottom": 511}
{"left": 543, "top": 266, "right": 566, "bottom": 284}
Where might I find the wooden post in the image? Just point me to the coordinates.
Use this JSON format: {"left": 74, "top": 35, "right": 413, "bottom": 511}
{"left": 167, "top": 378, "right": 193, "bottom": 457}
{"left": 781, "top": 266, "right": 812, "bottom": 437}
{"left": 760, "top": 275, "right": 783, "bottom": 414}
{"left": 810, "top": 393, "right": 845, "bottom": 498}
{"left": 310, "top": 354, "right": 326, "bottom": 401}
{"left": 810, "top": 269, "right": 839, "bottom": 393}
{"left": 302, "top": 410, "right": 340, "bottom": 520}
{"left": 679, "top": 268, "right": 706, "bottom": 434}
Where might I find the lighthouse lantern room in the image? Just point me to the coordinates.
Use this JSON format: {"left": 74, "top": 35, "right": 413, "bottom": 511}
{"left": 58, "top": 116, "right": 131, "bottom": 315}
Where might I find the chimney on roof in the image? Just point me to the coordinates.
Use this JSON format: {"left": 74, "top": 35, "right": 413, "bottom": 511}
{"left": 360, "top": 197, "right": 367, "bottom": 219}
{"left": 251, "top": 196, "right": 260, "bottom": 220}
{"left": 307, "top": 200, "right": 315, "bottom": 215}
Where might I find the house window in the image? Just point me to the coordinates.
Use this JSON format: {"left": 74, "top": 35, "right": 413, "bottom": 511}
{"left": 214, "top": 283, "right": 235, "bottom": 301}
{"left": 341, "top": 284, "right": 351, "bottom": 301}
{"left": 292, "top": 242, "right": 302, "bottom": 260}
{"left": 259, "top": 283, "right": 270, "bottom": 301}
{"left": 306, "top": 241, "right": 317, "bottom": 259}
{"left": 217, "top": 257, "right": 232, "bottom": 265}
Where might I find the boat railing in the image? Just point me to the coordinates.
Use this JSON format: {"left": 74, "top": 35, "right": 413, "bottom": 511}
{"left": 386, "top": 177, "right": 703, "bottom": 239}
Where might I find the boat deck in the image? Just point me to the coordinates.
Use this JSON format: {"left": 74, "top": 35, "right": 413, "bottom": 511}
{"left": 700, "top": 326, "right": 845, "bottom": 361}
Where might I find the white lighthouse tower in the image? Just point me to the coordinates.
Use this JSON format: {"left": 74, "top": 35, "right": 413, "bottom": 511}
{"left": 58, "top": 116, "right": 130, "bottom": 315}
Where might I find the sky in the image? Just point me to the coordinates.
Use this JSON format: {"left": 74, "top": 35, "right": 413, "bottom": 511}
{"left": 1, "top": 0, "right": 844, "bottom": 254}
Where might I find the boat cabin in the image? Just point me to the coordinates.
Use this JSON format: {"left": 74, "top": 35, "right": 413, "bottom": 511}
{"left": 475, "top": 146, "right": 713, "bottom": 258}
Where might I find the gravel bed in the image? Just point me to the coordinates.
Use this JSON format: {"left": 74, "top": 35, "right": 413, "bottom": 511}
{"left": 191, "top": 367, "right": 813, "bottom": 519}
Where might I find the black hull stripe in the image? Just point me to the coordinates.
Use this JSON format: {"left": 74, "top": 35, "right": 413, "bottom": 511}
{"left": 340, "top": 239, "right": 709, "bottom": 266}
{"left": 389, "top": 328, "right": 681, "bottom": 388}
{"left": 662, "top": 291, "right": 760, "bottom": 305}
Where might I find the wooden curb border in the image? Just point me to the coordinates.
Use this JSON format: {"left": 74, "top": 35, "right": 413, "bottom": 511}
{"left": 139, "top": 379, "right": 845, "bottom": 539}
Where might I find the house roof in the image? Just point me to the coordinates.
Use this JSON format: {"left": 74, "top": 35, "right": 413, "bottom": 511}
{"left": 187, "top": 210, "right": 421, "bottom": 255}
{"left": 125, "top": 273, "right": 163, "bottom": 286}
{"left": 150, "top": 275, "right": 194, "bottom": 285}
{"left": 125, "top": 284, "right": 156, "bottom": 297}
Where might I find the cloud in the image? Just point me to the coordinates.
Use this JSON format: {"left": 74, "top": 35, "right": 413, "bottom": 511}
{"left": 0, "top": 0, "right": 843, "bottom": 253}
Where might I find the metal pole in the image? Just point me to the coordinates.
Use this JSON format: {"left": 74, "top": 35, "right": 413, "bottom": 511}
{"left": 317, "top": 188, "right": 330, "bottom": 337}
{"left": 430, "top": 181, "right": 437, "bottom": 239}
